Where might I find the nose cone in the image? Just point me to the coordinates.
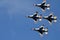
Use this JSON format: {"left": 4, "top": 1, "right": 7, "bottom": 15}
{"left": 25, "top": 16, "right": 31, "bottom": 18}
{"left": 36, "top": 11, "right": 38, "bottom": 13}
{"left": 28, "top": 16, "right": 32, "bottom": 18}
{"left": 32, "top": 28, "right": 35, "bottom": 30}
{"left": 33, "top": 4, "right": 37, "bottom": 6}
{"left": 28, "top": 16, "right": 30, "bottom": 18}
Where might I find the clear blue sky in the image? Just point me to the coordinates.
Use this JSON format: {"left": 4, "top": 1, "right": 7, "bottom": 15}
{"left": 0, "top": 0, "right": 60, "bottom": 40}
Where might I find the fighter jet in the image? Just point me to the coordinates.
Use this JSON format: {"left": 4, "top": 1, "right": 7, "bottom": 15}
{"left": 33, "top": 0, "right": 50, "bottom": 11}
{"left": 27, "top": 11, "right": 42, "bottom": 23}
{"left": 32, "top": 25, "right": 48, "bottom": 36}
{"left": 43, "top": 13, "right": 57, "bottom": 24}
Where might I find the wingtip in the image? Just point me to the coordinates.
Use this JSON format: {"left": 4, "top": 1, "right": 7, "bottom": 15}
{"left": 49, "top": 13, "right": 53, "bottom": 16}
{"left": 43, "top": 0, "right": 46, "bottom": 3}
{"left": 41, "top": 9, "right": 45, "bottom": 12}
{"left": 48, "top": 21, "right": 52, "bottom": 24}
{"left": 39, "top": 33, "right": 43, "bottom": 37}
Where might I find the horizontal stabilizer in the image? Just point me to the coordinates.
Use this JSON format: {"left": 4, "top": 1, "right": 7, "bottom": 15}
{"left": 54, "top": 20, "right": 57, "bottom": 22}
{"left": 45, "top": 32, "right": 48, "bottom": 34}
{"left": 54, "top": 16, "right": 57, "bottom": 19}
{"left": 45, "top": 28, "right": 48, "bottom": 31}
{"left": 47, "top": 4, "right": 50, "bottom": 10}
{"left": 47, "top": 7, "right": 50, "bottom": 10}
{"left": 47, "top": 4, "right": 50, "bottom": 7}
{"left": 39, "top": 19, "right": 42, "bottom": 21}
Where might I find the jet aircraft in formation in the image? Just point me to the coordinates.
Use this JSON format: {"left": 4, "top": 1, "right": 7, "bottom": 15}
{"left": 32, "top": 25, "right": 48, "bottom": 36}
{"left": 27, "top": 11, "right": 42, "bottom": 22}
{"left": 33, "top": 0, "right": 50, "bottom": 11}
{"left": 27, "top": 12, "right": 57, "bottom": 24}
{"left": 43, "top": 13, "right": 57, "bottom": 24}
{"left": 26, "top": 0, "right": 57, "bottom": 36}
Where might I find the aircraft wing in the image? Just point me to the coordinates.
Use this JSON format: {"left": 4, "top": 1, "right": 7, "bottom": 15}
{"left": 40, "top": 31, "right": 43, "bottom": 35}
{"left": 39, "top": 33, "right": 43, "bottom": 37}
{"left": 41, "top": 7, "right": 46, "bottom": 11}
{"left": 48, "top": 20, "right": 52, "bottom": 24}
{"left": 33, "top": 12, "right": 38, "bottom": 17}
{"left": 33, "top": 18, "right": 37, "bottom": 22}
{"left": 42, "top": 0, "right": 46, "bottom": 3}
{"left": 42, "top": 2, "right": 46, "bottom": 6}
{"left": 48, "top": 13, "right": 53, "bottom": 18}
{"left": 39, "top": 26, "right": 44, "bottom": 30}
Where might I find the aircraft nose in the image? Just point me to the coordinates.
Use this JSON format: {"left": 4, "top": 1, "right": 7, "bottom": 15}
{"left": 32, "top": 28, "right": 35, "bottom": 30}
{"left": 36, "top": 11, "right": 38, "bottom": 13}
{"left": 33, "top": 4, "right": 37, "bottom": 6}
{"left": 28, "top": 16, "right": 30, "bottom": 18}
